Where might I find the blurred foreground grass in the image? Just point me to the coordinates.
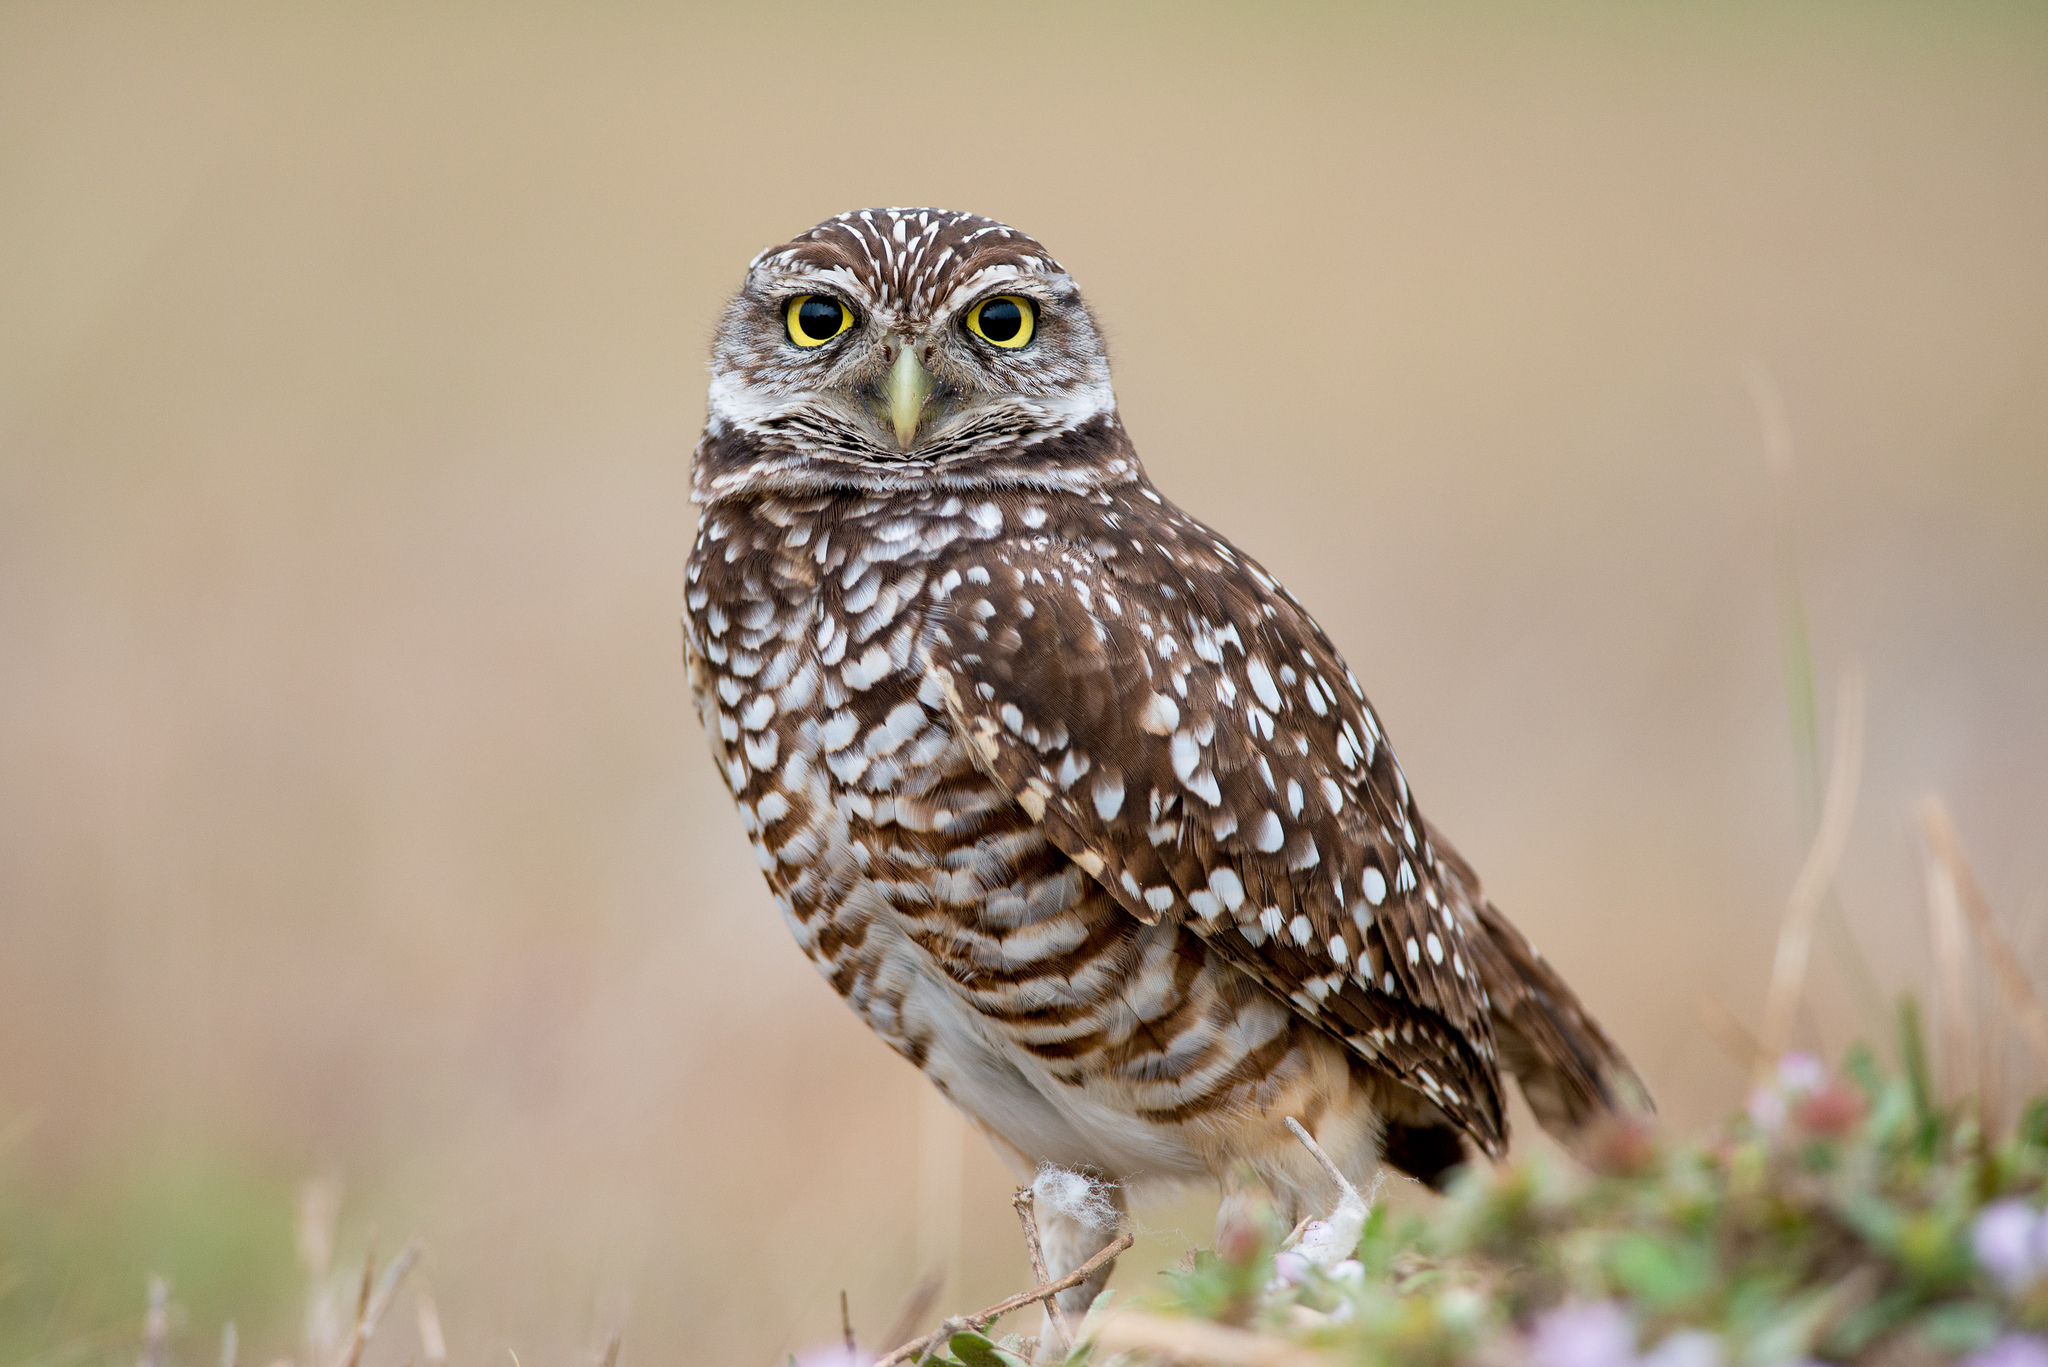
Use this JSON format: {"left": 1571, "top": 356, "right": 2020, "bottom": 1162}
{"left": 12, "top": 808, "right": 2044, "bottom": 1367}
{"left": 28, "top": 1023, "right": 2044, "bottom": 1367}
{"left": 0, "top": 1146, "right": 295, "bottom": 1366}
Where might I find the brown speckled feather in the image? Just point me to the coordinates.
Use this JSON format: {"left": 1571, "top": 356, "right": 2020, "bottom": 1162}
{"left": 918, "top": 484, "right": 1515, "bottom": 1149}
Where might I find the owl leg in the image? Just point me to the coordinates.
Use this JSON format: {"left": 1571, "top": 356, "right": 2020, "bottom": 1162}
{"left": 1215, "top": 1069, "right": 1385, "bottom": 1233}
{"left": 1031, "top": 1174, "right": 1127, "bottom": 1355}
{"left": 1216, "top": 1159, "right": 1314, "bottom": 1249}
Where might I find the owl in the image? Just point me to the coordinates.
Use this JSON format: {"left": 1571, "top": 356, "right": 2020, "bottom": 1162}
{"left": 684, "top": 208, "right": 1643, "bottom": 1327}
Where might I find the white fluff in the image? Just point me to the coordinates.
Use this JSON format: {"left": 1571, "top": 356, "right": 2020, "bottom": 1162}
{"left": 1281, "top": 1116, "right": 1373, "bottom": 1270}
{"left": 1032, "top": 1164, "right": 1121, "bottom": 1231}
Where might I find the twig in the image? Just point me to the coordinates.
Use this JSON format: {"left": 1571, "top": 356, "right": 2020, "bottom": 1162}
{"left": 1089, "top": 1309, "right": 1324, "bottom": 1366}
{"left": 911, "top": 1315, "right": 970, "bottom": 1367}
{"left": 138, "top": 1277, "right": 169, "bottom": 1367}
{"left": 1012, "top": 1187, "right": 1073, "bottom": 1355}
{"left": 218, "top": 1322, "right": 238, "bottom": 1367}
{"left": 1924, "top": 799, "right": 2048, "bottom": 1080}
{"left": 875, "top": 1233, "right": 1134, "bottom": 1367}
{"left": 1282, "top": 1117, "right": 1371, "bottom": 1266}
{"left": 841, "top": 1290, "right": 856, "bottom": 1356}
{"left": 1282, "top": 1118, "right": 1352, "bottom": 1198}
{"left": 1757, "top": 672, "right": 1865, "bottom": 1080}
{"left": 336, "top": 1238, "right": 422, "bottom": 1367}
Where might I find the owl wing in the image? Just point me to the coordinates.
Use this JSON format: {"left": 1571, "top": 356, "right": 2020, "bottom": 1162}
{"left": 917, "top": 516, "right": 1513, "bottom": 1152}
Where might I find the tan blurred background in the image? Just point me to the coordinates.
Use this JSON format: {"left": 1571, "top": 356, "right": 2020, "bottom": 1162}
{"left": 2, "top": 1, "right": 2045, "bottom": 1362}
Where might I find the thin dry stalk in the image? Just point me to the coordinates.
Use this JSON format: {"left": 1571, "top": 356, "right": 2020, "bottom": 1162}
{"left": 219, "top": 1322, "right": 239, "bottom": 1367}
{"left": 352, "top": 1250, "right": 375, "bottom": 1342}
{"left": 1012, "top": 1187, "right": 1073, "bottom": 1355}
{"left": 1923, "top": 799, "right": 2048, "bottom": 1127}
{"left": 299, "top": 1180, "right": 342, "bottom": 1367}
{"left": 1921, "top": 814, "right": 1976, "bottom": 1107}
{"left": 876, "top": 1272, "right": 944, "bottom": 1360}
{"left": 916, "top": 1085, "right": 965, "bottom": 1293}
{"left": 298, "top": 1180, "right": 340, "bottom": 1281}
{"left": 1089, "top": 1309, "right": 1325, "bottom": 1367}
{"left": 415, "top": 1287, "right": 449, "bottom": 1367}
{"left": 335, "top": 1239, "right": 422, "bottom": 1367}
{"left": 875, "top": 1233, "right": 1135, "bottom": 1367}
{"left": 1983, "top": 940, "right": 2009, "bottom": 1138}
{"left": 596, "top": 1329, "right": 622, "bottom": 1367}
{"left": 1743, "top": 360, "right": 1796, "bottom": 484}
{"left": 1757, "top": 672, "right": 1865, "bottom": 1080}
{"left": 1281, "top": 1118, "right": 1350, "bottom": 1196}
{"left": 841, "top": 1290, "right": 857, "bottom": 1356}
{"left": 1697, "top": 994, "right": 1763, "bottom": 1072}
{"left": 139, "top": 1277, "right": 169, "bottom": 1367}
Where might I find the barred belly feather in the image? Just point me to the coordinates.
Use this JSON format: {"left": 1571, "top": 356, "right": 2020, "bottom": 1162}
{"left": 685, "top": 488, "right": 1380, "bottom": 1189}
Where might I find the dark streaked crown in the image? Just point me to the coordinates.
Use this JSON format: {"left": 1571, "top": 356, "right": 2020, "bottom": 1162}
{"left": 749, "top": 208, "right": 1067, "bottom": 319}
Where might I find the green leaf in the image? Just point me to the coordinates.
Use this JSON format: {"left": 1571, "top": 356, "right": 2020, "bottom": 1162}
{"left": 945, "top": 1329, "right": 1030, "bottom": 1367}
{"left": 1898, "top": 996, "right": 1938, "bottom": 1146}
{"left": 1826, "top": 1289, "right": 1921, "bottom": 1358}
{"left": 1915, "top": 1301, "right": 2002, "bottom": 1356}
{"left": 1605, "top": 1233, "right": 1712, "bottom": 1310}
{"left": 2020, "top": 1098, "right": 2048, "bottom": 1152}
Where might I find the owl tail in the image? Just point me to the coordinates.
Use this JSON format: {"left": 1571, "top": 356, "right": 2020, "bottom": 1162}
{"left": 1472, "top": 895, "right": 1652, "bottom": 1144}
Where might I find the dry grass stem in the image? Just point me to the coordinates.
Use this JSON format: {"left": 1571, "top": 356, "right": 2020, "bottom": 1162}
{"left": 1089, "top": 1309, "right": 1326, "bottom": 1367}
{"left": 335, "top": 1239, "right": 422, "bottom": 1367}
{"left": 1922, "top": 799, "right": 2048, "bottom": 1080}
{"left": 1697, "top": 994, "right": 1764, "bottom": 1071}
{"left": 1012, "top": 1186, "right": 1073, "bottom": 1355}
{"left": 299, "top": 1180, "right": 341, "bottom": 1367}
{"left": 415, "top": 1287, "right": 448, "bottom": 1367}
{"left": 139, "top": 1276, "right": 169, "bottom": 1367}
{"left": 875, "top": 1232, "right": 1135, "bottom": 1367}
{"left": 876, "top": 1271, "right": 944, "bottom": 1359}
{"left": 1743, "top": 360, "right": 1797, "bottom": 485}
{"left": 1921, "top": 812, "right": 1976, "bottom": 1106}
{"left": 219, "top": 1322, "right": 239, "bottom": 1367}
{"left": 1758, "top": 672, "right": 1865, "bottom": 1079}
{"left": 352, "top": 1251, "right": 375, "bottom": 1343}
{"left": 298, "top": 1181, "right": 339, "bottom": 1282}
{"left": 596, "top": 1329, "right": 622, "bottom": 1367}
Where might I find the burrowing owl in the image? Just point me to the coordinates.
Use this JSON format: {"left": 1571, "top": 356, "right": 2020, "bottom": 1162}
{"left": 684, "top": 208, "right": 1642, "bottom": 1318}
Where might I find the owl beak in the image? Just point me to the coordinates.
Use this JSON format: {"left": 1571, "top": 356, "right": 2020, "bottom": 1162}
{"left": 887, "top": 345, "right": 934, "bottom": 450}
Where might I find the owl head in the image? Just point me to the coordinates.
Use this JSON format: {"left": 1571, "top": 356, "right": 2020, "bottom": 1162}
{"left": 697, "top": 208, "right": 1131, "bottom": 500}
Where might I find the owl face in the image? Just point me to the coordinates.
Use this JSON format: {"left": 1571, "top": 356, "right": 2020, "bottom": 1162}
{"left": 702, "top": 209, "right": 1119, "bottom": 493}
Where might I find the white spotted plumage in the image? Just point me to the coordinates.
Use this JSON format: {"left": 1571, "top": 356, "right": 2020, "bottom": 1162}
{"left": 684, "top": 208, "right": 1645, "bottom": 1333}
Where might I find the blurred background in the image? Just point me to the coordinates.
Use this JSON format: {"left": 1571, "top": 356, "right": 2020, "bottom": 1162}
{"left": 2, "top": 1, "right": 2044, "bottom": 1362}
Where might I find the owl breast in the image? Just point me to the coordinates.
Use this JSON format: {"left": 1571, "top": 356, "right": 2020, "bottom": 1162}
{"left": 684, "top": 489, "right": 1365, "bottom": 1180}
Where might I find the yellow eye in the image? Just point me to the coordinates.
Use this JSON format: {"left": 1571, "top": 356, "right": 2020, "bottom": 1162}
{"left": 786, "top": 294, "right": 853, "bottom": 347}
{"left": 965, "top": 295, "right": 1035, "bottom": 349}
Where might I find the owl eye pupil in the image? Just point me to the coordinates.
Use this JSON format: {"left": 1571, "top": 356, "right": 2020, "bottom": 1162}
{"left": 976, "top": 299, "right": 1024, "bottom": 343}
{"left": 795, "top": 297, "right": 846, "bottom": 341}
